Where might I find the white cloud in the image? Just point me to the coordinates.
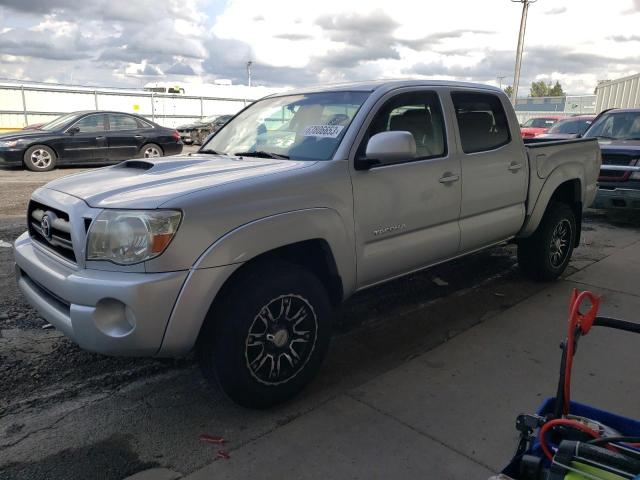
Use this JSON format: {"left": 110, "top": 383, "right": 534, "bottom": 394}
{"left": 1, "top": 0, "right": 640, "bottom": 94}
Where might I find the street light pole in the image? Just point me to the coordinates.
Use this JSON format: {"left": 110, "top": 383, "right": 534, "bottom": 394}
{"left": 246, "top": 61, "right": 253, "bottom": 88}
{"left": 511, "top": 0, "right": 536, "bottom": 104}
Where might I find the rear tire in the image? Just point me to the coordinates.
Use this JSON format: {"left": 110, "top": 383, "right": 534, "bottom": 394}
{"left": 138, "top": 143, "right": 163, "bottom": 158}
{"left": 198, "top": 259, "right": 333, "bottom": 409}
{"left": 518, "top": 201, "right": 576, "bottom": 281}
{"left": 24, "top": 145, "right": 56, "bottom": 171}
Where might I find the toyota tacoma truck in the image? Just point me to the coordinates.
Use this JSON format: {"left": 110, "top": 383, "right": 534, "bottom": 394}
{"left": 14, "top": 80, "right": 601, "bottom": 408}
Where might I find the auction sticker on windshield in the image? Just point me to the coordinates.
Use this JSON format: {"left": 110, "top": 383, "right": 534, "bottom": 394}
{"left": 303, "top": 125, "right": 345, "bottom": 138}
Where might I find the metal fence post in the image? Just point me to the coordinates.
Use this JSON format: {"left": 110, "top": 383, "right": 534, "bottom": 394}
{"left": 20, "top": 85, "right": 28, "bottom": 126}
{"left": 200, "top": 96, "right": 204, "bottom": 119}
{"left": 94, "top": 90, "right": 99, "bottom": 110}
{"left": 151, "top": 93, "right": 155, "bottom": 122}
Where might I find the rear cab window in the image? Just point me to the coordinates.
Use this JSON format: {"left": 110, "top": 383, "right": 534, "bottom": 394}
{"left": 451, "top": 92, "right": 511, "bottom": 154}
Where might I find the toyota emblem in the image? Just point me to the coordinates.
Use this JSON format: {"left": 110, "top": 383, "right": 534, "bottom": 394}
{"left": 41, "top": 214, "right": 52, "bottom": 240}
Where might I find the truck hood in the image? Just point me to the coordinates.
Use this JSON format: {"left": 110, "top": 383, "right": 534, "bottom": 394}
{"left": 597, "top": 139, "right": 640, "bottom": 156}
{"left": 43, "top": 154, "right": 315, "bottom": 209}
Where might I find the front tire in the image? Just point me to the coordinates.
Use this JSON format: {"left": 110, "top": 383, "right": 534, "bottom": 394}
{"left": 24, "top": 145, "right": 57, "bottom": 171}
{"left": 198, "top": 259, "right": 333, "bottom": 409}
{"left": 518, "top": 201, "right": 576, "bottom": 281}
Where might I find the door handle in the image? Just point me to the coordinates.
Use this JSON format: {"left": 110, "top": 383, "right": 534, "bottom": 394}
{"left": 95, "top": 136, "right": 106, "bottom": 140}
{"left": 508, "top": 162, "right": 523, "bottom": 172}
{"left": 134, "top": 135, "right": 143, "bottom": 139}
{"left": 439, "top": 173, "right": 460, "bottom": 184}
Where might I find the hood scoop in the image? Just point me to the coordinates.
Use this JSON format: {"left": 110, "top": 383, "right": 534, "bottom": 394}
{"left": 118, "top": 160, "right": 154, "bottom": 170}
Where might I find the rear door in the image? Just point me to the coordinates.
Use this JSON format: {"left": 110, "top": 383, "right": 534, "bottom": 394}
{"left": 106, "top": 114, "right": 144, "bottom": 161}
{"left": 450, "top": 91, "right": 528, "bottom": 252}
{"left": 350, "top": 88, "right": 462, "bottom": 287}
{"left": 61, "top": 113, "right": 108, "bottom": 163}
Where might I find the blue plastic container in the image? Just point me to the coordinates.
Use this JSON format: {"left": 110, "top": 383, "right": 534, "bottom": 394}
{"left": 502, "top": 397, "right": 640, "bottom": 477}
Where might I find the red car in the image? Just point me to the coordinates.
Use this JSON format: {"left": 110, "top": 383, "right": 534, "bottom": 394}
{"left": 520, "top": 116, "right": 562, "bottom": 138}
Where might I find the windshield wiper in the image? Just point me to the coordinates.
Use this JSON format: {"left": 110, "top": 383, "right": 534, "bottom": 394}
{"left": 199, "top": 149, "right": 225, "bottom": 155}
{"left": 234, "top": 151, "right": 290, "bottom": 159}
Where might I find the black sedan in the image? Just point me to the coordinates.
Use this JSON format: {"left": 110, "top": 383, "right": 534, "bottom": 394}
{"left": 0, "top": 111, "right": 183, "bottom": 171}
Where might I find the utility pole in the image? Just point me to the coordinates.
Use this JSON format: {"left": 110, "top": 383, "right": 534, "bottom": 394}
{"left": 246, "top": 61, "right": 253, "bottom": 88}
{"left": 497, "top": 75, "right": 507, "bottom": 90}
{"left": 511, "top": 0, "right": 537, "bottom": 104}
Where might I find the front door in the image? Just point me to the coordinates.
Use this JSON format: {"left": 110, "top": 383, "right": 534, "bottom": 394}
{"left": 449, "top": 91, "right": 528, "bottom": 252}
{"left": 62, "top": 114, "right": 107, "bottom": 163}
{"left": 350, "top": 89, "right": 462, "bottom": 288}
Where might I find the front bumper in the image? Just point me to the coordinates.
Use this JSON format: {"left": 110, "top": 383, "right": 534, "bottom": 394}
{"left": 14, "top": 232, "right": 188, "bottom": 356}
{"left": 592, "top": 185, "right": 640, "bottom": 209}
{"left": 0, "top": 147, "right": 25, "bottom": 165}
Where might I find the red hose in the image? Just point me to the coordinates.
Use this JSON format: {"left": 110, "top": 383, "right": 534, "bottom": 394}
{"left": 539, "top": 418, "right": 600, "bottom": 460}
{"left": 563, "top": 290, "right": 600, "bottom": 414}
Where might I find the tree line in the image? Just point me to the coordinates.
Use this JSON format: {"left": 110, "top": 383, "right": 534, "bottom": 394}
{"left": 503, "top": 80, "right": 565, "bottom": 98}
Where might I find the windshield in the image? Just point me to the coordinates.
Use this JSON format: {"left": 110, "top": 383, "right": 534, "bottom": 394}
{"left": 40, "top": 113, "right": 80, "bottom": 131}
{"left": 548, "top": 118, "right": 593, "bottom": 135}
{"left": 523, "top": 117, "right": 557, "bottom": 128}
{"left": 201, "top": 91, "right": 370, "bottom": 161}
{"left": 584, "top": 111, "right": 640, "bottom": 140}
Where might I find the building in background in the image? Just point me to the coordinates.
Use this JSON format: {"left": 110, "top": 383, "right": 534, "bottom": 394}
{"left": 595, "top": 73, "right": 640, "bottom": 112}
{"left": 513, "top": 95, "right": 597, "bottom": 124}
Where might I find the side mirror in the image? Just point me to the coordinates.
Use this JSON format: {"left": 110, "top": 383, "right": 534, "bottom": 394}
{"left": 67, "top": 127, "right": 80, "bottom": 135}
{"left": 355, "top": 131, "right": 416, "bottom": 170}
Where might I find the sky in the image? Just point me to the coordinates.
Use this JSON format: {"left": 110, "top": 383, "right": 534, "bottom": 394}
{"left": 0, "top": 0, "right": 639, "bottom": 94}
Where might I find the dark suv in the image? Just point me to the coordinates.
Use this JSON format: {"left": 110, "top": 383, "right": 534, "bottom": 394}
{"left": 584, "top": 109, "right": 640, "bottom": 209}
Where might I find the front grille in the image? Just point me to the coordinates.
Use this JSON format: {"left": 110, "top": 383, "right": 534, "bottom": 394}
{"left": 28, "top": 200, "right": 76, "bottom": 263}
{"left": 599, "top": 154, "right": 637, "bottom": 182}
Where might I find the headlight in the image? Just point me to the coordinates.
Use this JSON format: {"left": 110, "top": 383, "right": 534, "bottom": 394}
{"left": 0, "top": 140, "right": 19, "bottom": 147}
{"left": 86, "top": 210, "right": 182, "bottom": 265}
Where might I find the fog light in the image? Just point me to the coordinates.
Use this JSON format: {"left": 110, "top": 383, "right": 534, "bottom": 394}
{"left": 93, "top": 298, "right": 135, "bottom": 337}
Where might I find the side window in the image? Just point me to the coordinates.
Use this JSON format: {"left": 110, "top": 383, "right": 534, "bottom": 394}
{"left": 73, "top": 115, "right": 106, "bottom": 133}
{"left": 451, "top": 92, "right": 511, "bottom": 154}
{"left": 109, "top": 114, "right": 139, "bottom": 131}
{"left": 361, "top": 91, "right": 447, "bottom": 160}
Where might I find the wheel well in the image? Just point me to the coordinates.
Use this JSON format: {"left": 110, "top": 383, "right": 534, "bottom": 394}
{"left": 549, "top": 179, "right": 582, "bottom": 247}
{"left": 141, "top": 142, "right": 164, "bottom": 154}
{"left": 196, "top": 239, "right": 343, "bottom": 349}
{"left": 247, "top": 239, "right": 343, "bottom": 306}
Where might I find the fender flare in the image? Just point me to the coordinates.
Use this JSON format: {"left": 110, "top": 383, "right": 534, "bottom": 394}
{"left": 193, "top": 207, "right": 356, "bottom": 295}
{"left": 519, "top": 163, "right": 584, "bottom": 238}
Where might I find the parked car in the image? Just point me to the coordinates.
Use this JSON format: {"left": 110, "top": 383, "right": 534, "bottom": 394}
{"left": 177, "top": 114, "right": 233, "bottom": 145}
{"left": 14, "top": 80, "right": 600, "bottom": 408}
{"left": 520, "top": 116, "right": 562, "bottom": 138}
{"left": 0, "top": 111, "right": 182, "bottom": 171}
{"left": 536, "top": 115, "right": 595, "bottom": 140}
{"left": 583, "top": 108, "right": 640, "bottom": 209}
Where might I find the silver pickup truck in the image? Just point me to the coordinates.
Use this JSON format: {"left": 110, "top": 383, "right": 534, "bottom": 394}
{"left": 14, "top": 80, "right": 601, "bottom": 407}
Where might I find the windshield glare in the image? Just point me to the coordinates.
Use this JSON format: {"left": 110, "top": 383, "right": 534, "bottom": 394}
{"left": 202, "top": 91, "right": 370, "bottom": 161}
{"left": 584, "top": 112, "right": 640, "bottom": 140}
{"left": 548, "top": 118, "right": 592, "bottom": 135}
{"left": 40, "top": 113, "right": 80, "bottom": 131}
